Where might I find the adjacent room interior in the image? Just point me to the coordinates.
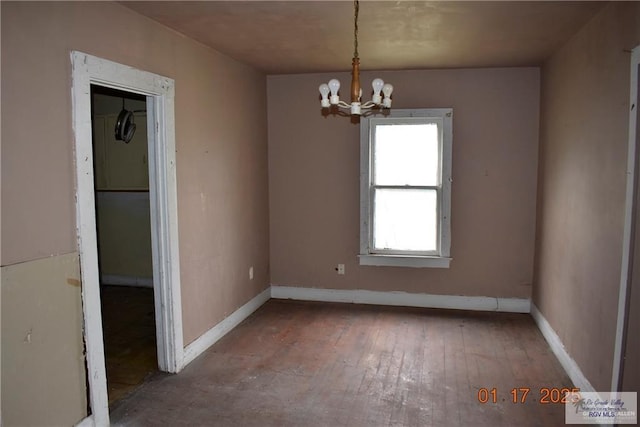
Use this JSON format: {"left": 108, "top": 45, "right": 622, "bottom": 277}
{"left": 1, "top": 1, "right": 639, "bottom": 426}
{"left": 91, "top": 86, "right": 158, "bottom": 405}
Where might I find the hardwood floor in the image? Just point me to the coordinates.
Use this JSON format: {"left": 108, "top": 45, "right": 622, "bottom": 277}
{"left": 101, "top": 285, "right": 158, "bottom": 405}
{"left": 110, "top": 300, "right": 573, "bottom": 426}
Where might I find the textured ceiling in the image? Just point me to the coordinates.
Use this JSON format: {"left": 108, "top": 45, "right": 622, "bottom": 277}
{"left": 123, "top": 1, "right": 605, "bottom": 74}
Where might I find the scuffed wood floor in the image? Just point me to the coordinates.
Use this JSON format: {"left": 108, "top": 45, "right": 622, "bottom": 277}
{"left": 111, "top": 300, "right": 573, "bottom": 426}
{"left": 101, "top": 285, "right": 158, "bottom": 405}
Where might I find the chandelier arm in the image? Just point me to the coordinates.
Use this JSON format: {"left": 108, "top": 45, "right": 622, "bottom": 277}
{"left": 360, "top": 101, "right": 378, "bottom": 109}
{"left": 361, "top": 109, "right": 383, "bottom": 118}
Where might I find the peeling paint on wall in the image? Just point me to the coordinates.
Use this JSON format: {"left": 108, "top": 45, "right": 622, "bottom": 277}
{"left": 66, "top": 278, "right": 81, "bottom": 287}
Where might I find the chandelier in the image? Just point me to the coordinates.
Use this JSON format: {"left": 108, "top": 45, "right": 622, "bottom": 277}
{"left": 318, "top": 0, "right": 393, "bottom": 116}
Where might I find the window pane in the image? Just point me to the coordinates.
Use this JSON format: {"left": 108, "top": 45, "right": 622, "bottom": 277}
{"left": 374, "top": 123, "right": 439, "bottom": 186}
{"left": 373, "top": 189, "right": 437, "bottom": 251}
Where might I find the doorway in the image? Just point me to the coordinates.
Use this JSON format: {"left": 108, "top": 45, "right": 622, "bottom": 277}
{"left": 615, "top": 45, "right": 640, "bottom": 393}
{"left": 71, "top": 51, "right": 183, "bottom": 427}
{"left": 90, "top": 86, "right": 158, "bottom": 405}
{"left": 621, "top": 53, "right": 640, "bottom": 392}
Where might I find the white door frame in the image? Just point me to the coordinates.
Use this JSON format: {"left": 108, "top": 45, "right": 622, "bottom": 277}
{"left": 71, "top": 51, "right": 183, "bottom": 427}
{"left": 613, "top": 45, "right": 640, "bottom": 392}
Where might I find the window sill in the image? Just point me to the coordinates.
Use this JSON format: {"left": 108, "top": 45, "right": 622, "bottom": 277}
{"left": 358, "top": 254, "right": 452, "bottom": 268}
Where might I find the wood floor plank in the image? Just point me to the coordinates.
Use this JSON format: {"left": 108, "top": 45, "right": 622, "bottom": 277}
{"left": 110, "top": 300, "right": 573, "bottom": 426}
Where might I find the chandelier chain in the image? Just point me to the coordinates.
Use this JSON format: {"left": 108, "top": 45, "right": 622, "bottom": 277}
{"left": 353, "top": 0, "right": 359, "bottom": 59}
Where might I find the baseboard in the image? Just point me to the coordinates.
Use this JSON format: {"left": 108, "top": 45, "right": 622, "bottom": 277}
{"left": 270, "top": 285, "right": 531, "bottom": 313}
{"left": 530, "top": 303, "right": 595, "bottom": 393}
{"left": 75, "top": 415, "right": 93, "bottom": 427}
{"left": 101, "top": 274, "right": 153, "bottom": 288}
{"left": 182, "top": 287, "right": 271, "bottom": 368}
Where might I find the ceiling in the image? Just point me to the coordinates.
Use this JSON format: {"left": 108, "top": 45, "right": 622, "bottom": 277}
{"left": 123, "top": 1, "right": 606, "bottom": 74}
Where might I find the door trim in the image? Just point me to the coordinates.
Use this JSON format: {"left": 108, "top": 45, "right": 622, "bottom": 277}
{"left": 613, "top": 45, "right": 640, "bottom": 392}
{"left": 71, "top": 51, "right": 183, "bottom": 426}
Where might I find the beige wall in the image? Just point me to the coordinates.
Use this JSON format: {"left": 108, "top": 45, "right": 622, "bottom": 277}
{"left": 1, "top": 1, "right": 270, "bottom": 424}
{"left": 268, "top": 68, "right": 540, "bottom": 298}
{"left": 534, "top": 2, "right": 640, "bottom": 391}
{"left": 1, "top": 253, "right": 86, "bottom": 425}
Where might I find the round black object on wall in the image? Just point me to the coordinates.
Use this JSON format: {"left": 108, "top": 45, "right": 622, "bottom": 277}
{"left": 115, "top": 109, "right": 136, "bottom": 143}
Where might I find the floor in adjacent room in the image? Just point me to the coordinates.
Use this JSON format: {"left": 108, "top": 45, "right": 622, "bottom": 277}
{"left": 101, "top": 285, "right": 158, "bottom": 405}
{"left": 110, "top": 299, "right": 573, "bottom": 427}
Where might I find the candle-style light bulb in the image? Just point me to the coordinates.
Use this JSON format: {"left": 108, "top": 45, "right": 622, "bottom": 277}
{"left": 319, "top": 83, "right": 330, "bottom": 108}
{"left": 371, "top": 78, "right": 384, "bottom": 104}
{"left": 382, "top": 83, "right": 393, "bottom": 108}
{"left": 328, "top": 79, "right": 341, "bottom": 105}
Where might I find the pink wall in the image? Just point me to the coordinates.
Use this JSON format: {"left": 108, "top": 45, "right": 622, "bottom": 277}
{"left": 1, "top": 1, "right": 270, "bottom": 351}
{"left": 534, "top": 2, "right": 640, "bottom": 390}
{"left": 268, "top": 68, "right": 540, "bottom": 298}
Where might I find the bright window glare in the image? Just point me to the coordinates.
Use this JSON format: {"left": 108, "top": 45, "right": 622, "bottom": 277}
{"left": 374, "top": 189, "right": 437, "bottom": 251}
{"left": 374, "top": 124, "right": 439, "bottom": 186}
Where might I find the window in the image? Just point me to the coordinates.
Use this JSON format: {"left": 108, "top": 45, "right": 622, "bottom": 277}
{"left": 359, "top": 109, "right": 452, "bottom": 268}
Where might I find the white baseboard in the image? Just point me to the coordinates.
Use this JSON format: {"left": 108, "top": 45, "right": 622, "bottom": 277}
{"left": 270, "top": 285, "right": 531, "bottom": 313}
{"left": 75, "top": 415, "right": 94, "bottom": 427}
{"left": 101, "top": 274, "right": 153, "bottom": 288}
{"left": 182, "top": 287, "right": 271, "bottom": 368}
{"left": 530, "top": 303, "right": 595, "bottom": 393}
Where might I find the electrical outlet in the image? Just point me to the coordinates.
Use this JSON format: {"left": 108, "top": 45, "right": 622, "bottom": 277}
{"left": 249, "top": 266, "right": 254, "bottom": 280}
{"left": 337, "top": 264, "right": 345, "bottom": 275}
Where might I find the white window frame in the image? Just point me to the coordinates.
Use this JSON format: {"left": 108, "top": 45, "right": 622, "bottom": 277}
{"left": 359, "top": 108, "right": 453, "bottom": 268}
